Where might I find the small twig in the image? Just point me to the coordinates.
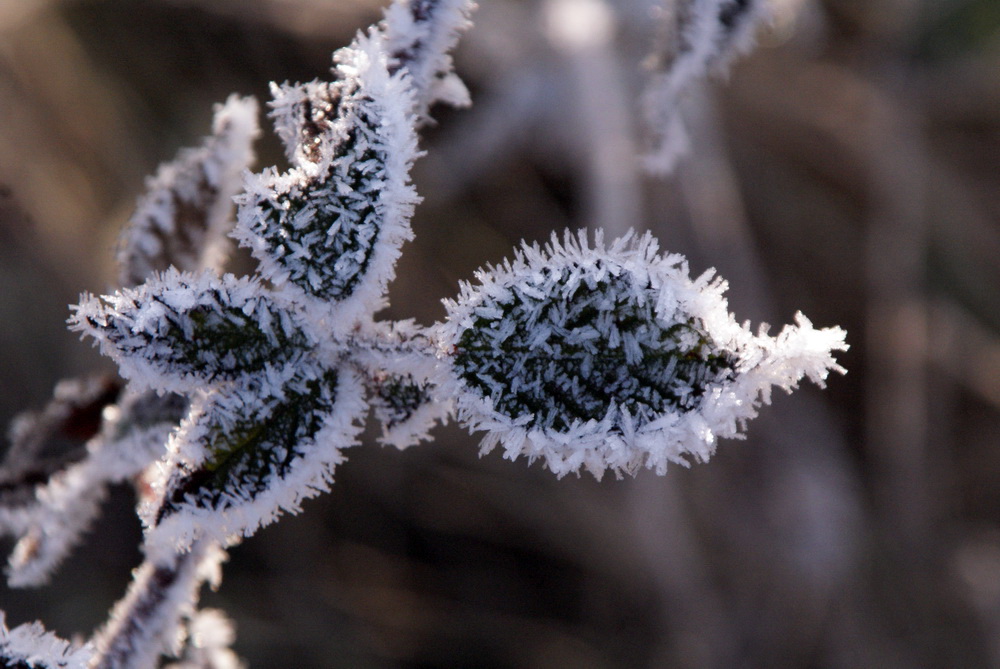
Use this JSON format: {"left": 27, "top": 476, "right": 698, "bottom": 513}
{"left": 90, "top": 540, "right": 222, "bottom": 669}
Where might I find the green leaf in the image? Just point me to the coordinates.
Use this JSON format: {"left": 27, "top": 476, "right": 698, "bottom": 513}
{"left": 145, "top": 365, "right": 367, "bottom": 552}
{"left": 234, "top": 36, "right": 420, "bottom": 323}
{"left": 73, "top": 269, "right": 312, "bottom": 391}
{"left": 452, "top": 265, "right": 736, "bottom": 433}
{"left": 245, "top": 101, "right": 395, "bottom": 303}
{"left": 155, "top": 369, "right": 339, "bottom": 522}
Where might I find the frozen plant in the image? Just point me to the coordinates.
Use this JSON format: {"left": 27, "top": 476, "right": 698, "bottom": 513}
{"left": 643, "top": 0, "right": 771, "bottom": 173}
{"left": 0, "top": 0, "right": 846, "bottom": 667}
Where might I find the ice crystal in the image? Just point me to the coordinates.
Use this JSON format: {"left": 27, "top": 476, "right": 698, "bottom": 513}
{"left": 0, "top": 376, "right": 120, "bottom": 508}
{"left": 367, "top": 371, "right": 445, "bottom": 449}
{"left": 163, "top": 609, "right": 243, "bottom": 669}
{"left": 0, "top": 614, "right": 91, "bottom": 669}
{"left": 351, "top": 319, "right": 450, "bottom": 449}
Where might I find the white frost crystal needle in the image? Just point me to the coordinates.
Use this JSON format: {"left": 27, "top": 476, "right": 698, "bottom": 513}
{"left": 0, "top": 613, "right": 92, "bottom": 669}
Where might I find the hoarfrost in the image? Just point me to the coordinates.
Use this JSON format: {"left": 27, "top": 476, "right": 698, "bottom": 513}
{"left": 118, "top": 96, "right": 259, "bottom": 286}
{"left": 441, "top": 229, "right": 847, "bottom": 479}
{"left": 234, "top": 33, "right": 420, "bottom": 330}
{"left": 71, "top": 270, "right": 313, "bottom": 395}
{"left": 0, "top": 613, "right": 91, "bottom": 669}
{"left": 142, "top": 365, "right": 367, "bottom": 559}
{"left": 643, "top": 0, "right": 769, "bottom": 173}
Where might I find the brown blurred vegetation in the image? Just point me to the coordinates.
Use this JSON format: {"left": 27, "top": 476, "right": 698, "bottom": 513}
{"left": 1, "top": 0, "right": 1000, "bottom": 667}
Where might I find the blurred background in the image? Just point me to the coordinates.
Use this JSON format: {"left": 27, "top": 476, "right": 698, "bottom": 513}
{"left": 1, "top": 0, "right": 999, "bottom": 666}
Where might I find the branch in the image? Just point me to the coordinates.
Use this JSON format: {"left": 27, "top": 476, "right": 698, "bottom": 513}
{"left": 89, "top": 541, "right": 225, "bottom": 669}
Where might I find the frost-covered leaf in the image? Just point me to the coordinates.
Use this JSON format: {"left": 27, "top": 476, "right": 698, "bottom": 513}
{"left": 235, "top": 33, "right": 420, "bottom": 327}
{"left": 440, "top": 230, "right": 847, "bottom": 479}
{"left": 643, "top": 0, "right": 768, "bottom": 173}
{"left": 0, "top": 376, "right": 121, "bottom": 509}
{"left": 71, "top": 269, "right": 313, "bottom": 394}
{"left": 0, "top": 613, "right": 91, "bottom": 669}
{"left": 349, "top": 319, "right": 450, "bottom": 449}
{"left": 102, "top": 390, "right": 189, "bottom": 449}
{"left": 5, "top": 485, "right": 105, "bottom": 590}
{"left": 118, "top": 95, "right": 259, "bottom": 286}
{"left": 143, "top": 364, "right": 366, "bottom": 556}
{"left": 3, "top": 390, "right": 186, "bottom": 588}
{"left": 370, "top": 372, "right": 430, "bottom": 430}
{"left": 382, "top": 0, "right": 477, "bottom": 119}
{"left": 366, "top": 371, "right": 450, "bottom": 449}
{"left": 163, "top": 609, "right": 243, "bottom": 669}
